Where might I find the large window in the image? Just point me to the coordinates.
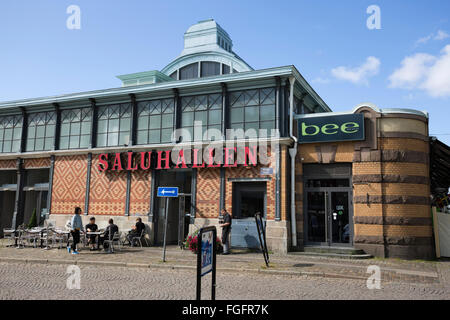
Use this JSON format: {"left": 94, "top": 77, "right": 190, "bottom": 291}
{"left": 179, "top": 63, "right": 199, "bottom": 80}
{"left": 222, "top": 64, "right": 230, "bottom": 75}
{"left": 229, "top": 88, "right": 276, "bottom": 138}
{"left": 60, "top": 108, "right": 92, "bottom": 149}
{"left": 0, "top": 115, "right": 22, "bottom": 153}
{"left": 180, "top": 93, "right": 222, "bottom": 141}
{"left": 97, "top": 103, "right": 131, "bottom": 147}
{"left": 136, "top": 98, "right": 174, "bottom": 145}
{"left": 26, "top": 112, "right": 56, "bottom": 152}
{"left": 201, "top": 62, "right": 220, "bottom": 77}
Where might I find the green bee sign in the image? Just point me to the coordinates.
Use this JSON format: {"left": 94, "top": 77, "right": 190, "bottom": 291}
{"left": 297, "top": 113, "right": 365, "bottom": 143}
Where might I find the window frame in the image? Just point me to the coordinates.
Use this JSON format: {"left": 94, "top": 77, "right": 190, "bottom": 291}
{"left": 180, "top": 93, "right": 223, "bottom": 142}
{"left": 0, "top": 114, "right": 23, "bottom": 153}
{"left": 96, "top": 103, "right": 132, "bottom": 148}
{"left": 59, "top": 107, "right": 92, "bottom": 150}
{"left": 136, "top": 98, "right": 175, "bottom": 145}
{"left": 26, "top": 111, "right": 56, "bottom": 152}
{"left": 229, "top": 87, "right": 276, "bottom": 138}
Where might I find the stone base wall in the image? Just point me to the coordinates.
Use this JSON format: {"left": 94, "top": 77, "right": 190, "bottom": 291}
{"left": 266, "top": 220, "right": 289, "bottom": 254}
{"left": 190, "top": 218, "right": 290, "bottom": 255}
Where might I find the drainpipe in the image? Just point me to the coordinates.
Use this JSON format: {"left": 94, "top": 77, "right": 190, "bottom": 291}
{"left": 288, "top": 76, "right": 298, "bottom": 248}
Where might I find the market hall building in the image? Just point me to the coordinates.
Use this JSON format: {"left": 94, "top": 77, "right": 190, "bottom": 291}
{"left": 0, "top": 19, "right": 440, "bottom": 259}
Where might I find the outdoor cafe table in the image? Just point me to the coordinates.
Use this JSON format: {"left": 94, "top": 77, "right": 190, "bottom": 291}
{"left": 27, "top": 228, "right": 45, "bottom": 248}
{"left": 86, "top": 231, "right": 102, "bottom": 250}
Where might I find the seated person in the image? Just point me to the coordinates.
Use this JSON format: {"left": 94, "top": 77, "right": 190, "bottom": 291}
{"left": 85, "top": 217, "right": 98, "bottom": 251}
{"left": 99, "top": 219, "right": 119, "bottom": 251}
{"left": 127, "top": 217, "right": 146, "bottom": 246}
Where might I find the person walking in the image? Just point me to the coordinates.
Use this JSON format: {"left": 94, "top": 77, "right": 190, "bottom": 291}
{"left": 219, "top": 208, "right": 232, "bottom": 255}
{"left": 68, "top": 207, "right": 84, "bottom": 255}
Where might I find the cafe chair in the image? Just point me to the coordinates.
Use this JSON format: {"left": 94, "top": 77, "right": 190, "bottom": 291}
{"left": 2, "top": 228, "right": 16, "bottom": 247}
{"left": 103, "top": 231, "right": 121, "bottom": 253}
{"left": 131, "top": 229, "right": 148, "bottom": 248}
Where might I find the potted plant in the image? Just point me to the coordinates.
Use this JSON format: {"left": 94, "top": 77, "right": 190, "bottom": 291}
{"left": 184, "top": 230, "right": 223, "bottom": 254}
{"left": 28, "top": 208, "right": 37, "bottom": 229}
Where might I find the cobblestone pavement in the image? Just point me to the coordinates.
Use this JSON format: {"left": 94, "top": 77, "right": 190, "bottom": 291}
{"left": 0, "top": 262, "right": 448, "bottom": 300}
{"left": 0, "top": 241, "right": 448, "bottom": 284}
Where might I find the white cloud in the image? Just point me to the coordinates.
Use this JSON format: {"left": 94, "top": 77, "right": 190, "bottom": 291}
{"left": 388, "top": 53, "right": 436, "bottom": 89}
{"left": 434, "top": 30, "right": 450, "bottom": 41}
{"left": 389, "top": 45, "right": 450, "bottom": 98}
{"left": 331, "top": 56, "right": 380, "bottom": 85}
{"left": 415, "top": 30, "right": 449, "bottom": 46}
{"left": 416, "top": 35, "right": 433, "bottom": 46}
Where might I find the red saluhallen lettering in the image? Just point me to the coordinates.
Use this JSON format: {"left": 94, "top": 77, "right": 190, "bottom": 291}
{"left": 98, "top": 147, "right": 259, "bottom": 172}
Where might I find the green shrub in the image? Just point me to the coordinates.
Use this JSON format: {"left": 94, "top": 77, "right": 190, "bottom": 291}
{"left": 27, "top": 208, "right": 37, "bottom": 229}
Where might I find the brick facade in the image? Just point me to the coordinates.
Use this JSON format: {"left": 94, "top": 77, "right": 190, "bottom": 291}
{"left": 295, "top": 108, "right": 433, "bottom": 259}
{"left": 129, "top": 169, "right": 152, "bottom": 216}
{"left": 197, "top": 168, "right": 221, "bottom": 218}
{"left": 23, "top": 158, "right": 51, "bottom": 169}
{"left": 89, "top": 156, "right": 128, "bottom": 216}
{"left": 51, "top": 155, "right": 87, "bottom": 214}
{"left": 0, "top": 159, "right": 16, "bottom": 170}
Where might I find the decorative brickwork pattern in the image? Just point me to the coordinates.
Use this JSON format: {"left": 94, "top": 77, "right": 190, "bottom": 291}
{"left": 129, "top": 170, "right": 151, "bottom": 215}
{"left": 196, "top": 168, "right": 221, "bottom": 218}
{"left": 0, "top": 160, "right": 16, "bottom": 169}
{"left": 89, "top": 157, "right": 127, "bottom": 215}
{"left": 51, "top": 155, "right": 87, "bottom": 214}
{"left": 24, "top": 158, "right": 51, "bottom": 169}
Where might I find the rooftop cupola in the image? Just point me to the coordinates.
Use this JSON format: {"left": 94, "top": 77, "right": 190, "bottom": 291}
{"left": 182, "top": 19, "right": 234, "bottom": 55}
{"left": 117, "top": 19, "right": 253, "bottom": 87}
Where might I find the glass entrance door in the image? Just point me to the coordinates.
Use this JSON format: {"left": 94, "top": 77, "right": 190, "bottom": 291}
{"left": 330, "top": 192, "right": 350, "bottom": 244}
{"left": 306, "top": 192, "right": 327, "bottom": 243}
{"left": 305, "top": 190, "right": 352, "bottom": 246}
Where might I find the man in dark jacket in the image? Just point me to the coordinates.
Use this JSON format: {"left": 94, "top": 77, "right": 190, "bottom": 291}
{"left": 127, "top": 217, "right": 146, "bottom": 246}
{"left": 219, "top": 208, "right": 232, "bottom": 255}
{"left": 100, "top": 219, "right": 119, "bottom": 251}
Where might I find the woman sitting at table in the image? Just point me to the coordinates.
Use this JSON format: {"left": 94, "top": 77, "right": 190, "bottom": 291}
{"left": 85, "top": 217, "right": 98, "bottom": 251}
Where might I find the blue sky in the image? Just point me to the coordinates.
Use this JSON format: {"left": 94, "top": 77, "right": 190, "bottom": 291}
{"left": 1, "top": 0, "right": 449, "bottom": 144}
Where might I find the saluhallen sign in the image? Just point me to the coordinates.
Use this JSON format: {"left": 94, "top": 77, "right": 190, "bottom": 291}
{"left": 297, "top": 113, "right": 365, "bottom": 144}
{"left": 98, "top": 146, "right": 259, "bottom": 172}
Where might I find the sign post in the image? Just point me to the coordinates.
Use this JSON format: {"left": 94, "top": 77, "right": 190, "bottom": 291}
{"left": 157, "top": 187, "right": 179, "bottom": 262}
{"left": 196, "top": 226, "right": 217, "bottom": 300}
{"left": 255, "top": 212, "right": 269, "bottom": 267}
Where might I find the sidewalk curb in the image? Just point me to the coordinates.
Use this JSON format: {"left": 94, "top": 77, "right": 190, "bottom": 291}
{"left": 0, "top": 256, "right": 437, "bottom": 283}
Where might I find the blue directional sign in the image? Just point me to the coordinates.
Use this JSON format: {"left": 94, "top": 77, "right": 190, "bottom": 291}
{"left": 157, "top": 187, "right": 179, "bottom": 197}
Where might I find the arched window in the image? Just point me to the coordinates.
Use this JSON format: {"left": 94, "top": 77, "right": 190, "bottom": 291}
{"left": 179, "top": 63, "right": 199, "bottom": 80}
{"left": 201, "top": 62, "right": 221, "bottom": 77}
{"left": 222, "top": 64, "right": 230, "bottom": 75}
